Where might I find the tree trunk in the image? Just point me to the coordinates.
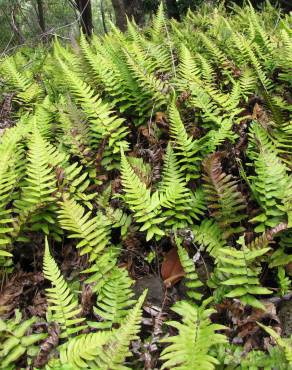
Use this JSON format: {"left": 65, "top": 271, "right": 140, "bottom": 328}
{"left": 111, "top": 0, "right": 144, "bottom": 31}
{"left": 11, "top": 7, "right": 25, "bottom": 44}
{"left": 76, "top": 0, "right": 93, "bottom": 36}
{"left": 111, "top": 0, "right": 127, "bottom": 32}
{"left": 124, "top": 0, "right": 144, "bottom": 26}
{"left": 165, "top": 0, "right": 180, "bottom": 21}
{"left": 36, "top": 0, "right": 46, "bottom": 33}
{"left": 100, "top": 0, "right": 108, "bottom": 34}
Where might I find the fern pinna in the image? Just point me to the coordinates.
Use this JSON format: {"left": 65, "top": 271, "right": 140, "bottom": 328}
{"left": 0, "top": 2, "right": 291, "bottom": 369}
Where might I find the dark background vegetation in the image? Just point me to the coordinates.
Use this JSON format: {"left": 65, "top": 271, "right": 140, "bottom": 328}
{"left": 0, "top": 0, "right": 291, "bottom": 52}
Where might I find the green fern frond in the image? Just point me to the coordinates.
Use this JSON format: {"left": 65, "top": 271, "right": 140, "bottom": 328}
{"left": 43, "top": 238, "right": 86, "bottom": 338}
{"left": 120, "top": 149, "right": 165, "bottom": 241}
{"left": 90, "top": 267, "right": 136, "bottom": 329}
{"left": 216, "top": 245, "right": 272, "bottom": 309}
{"left": 193, "top": 219, "right": 227, "bottom": 259}
{"left": 258, "top": 323, "right": 292, "bottom": 366}
{"left": 168, "top": 101, "right": 201, "bottom": 181}
{"left": 0, "top": 313, "right": 47, "bottom": 369}
{"left": 176, "top": 237, "right": 203, "bottom": 302}
{"left": 59, "top": 291, "right": 147, "bottom": 369}
{"left": 58, "top": 196, "right": 111, "bottom": 260}
{"left": 160, "top": 299, "right": 227, "bottom": 370}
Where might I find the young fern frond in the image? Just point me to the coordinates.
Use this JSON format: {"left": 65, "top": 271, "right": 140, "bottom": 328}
{"left": 160, "top": 299, "right": 227, "bottom": 370}
{"left": 43, "top": 239, "right": 86, "bottom": 338}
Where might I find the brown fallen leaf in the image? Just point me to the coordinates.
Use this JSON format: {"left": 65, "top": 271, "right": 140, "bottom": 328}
{"left": 0, "top": 271, "right": 44, "bottom": 319}
{"left": 161, "top": 248, "right": 185, "bottom": 287}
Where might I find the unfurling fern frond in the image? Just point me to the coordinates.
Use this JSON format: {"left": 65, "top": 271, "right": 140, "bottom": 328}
{"left": 90, "top": 267, "right": 136, "bottom": 329}
{"left": 43, "top": 239, "right": 86, "bottom": 338}
{"left": 59, "top": 291, "right": 147, "bottom": 369}
{"left": 203, "top": 152, "right": 246, "bottom": 239}
{"left": 160, "top": 299, "right": 227, "bottom": 370}
{"left": 176, "top": 237, "right": 203, "bottom": 302}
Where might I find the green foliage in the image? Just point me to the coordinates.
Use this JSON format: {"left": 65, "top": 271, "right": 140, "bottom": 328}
{"left": 176, "top": 236, "right": 203, "bottom": 301}
{"left": 160, "top": 299, "right": 227, "bottom": 370}
{"left": 0, "top": 312, "right": 47, "bottom": 369}
{"left": 90, "top": 267, "right": 136, "bottom": 329}
{"left": 43, "top": 239, "right": 86, "bottom": 338}
{"left": 0, "top": 3, "right": 291, "bottom": 369}
{"left": 214, "top": 240, "right": 272, "bottom": 309}
{"left": 59, "top": 291, "right": 147, "bottom": 369}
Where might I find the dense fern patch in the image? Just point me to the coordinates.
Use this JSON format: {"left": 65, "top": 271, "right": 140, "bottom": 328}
{"left": 0, "top": 2, "right": 291, "bottom": 369}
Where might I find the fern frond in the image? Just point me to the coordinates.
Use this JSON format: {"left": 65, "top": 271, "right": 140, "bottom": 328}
{"left": 160, "top": 299, "right": 227, "bottom": 370}
{"left": 43, "top": 239, "right": 86, "bottom": 338}
{"left": 90, "top": 267, "right": 136, "bottom": 329}
{"left": 168, "top": 101, "right": 201, "bottom": 180}
{"left": 58, "top": 196, "right": 111, "bottom": 260}
{"left": 193, "top": 219, "right": 227, "bottom": 259}
{"left": 203, "top": 152, "right": 246, "bottom": 238}
{"left": 120, "top": 149, "right": 165, "bottom": 241}
{"left": 0, "top": 313, "right": 47, "bottom": 369}
{"left": 59, "top": 291, "right": 147, "bottom": 369}
{"left": 176, "top": 237, "right": 203, "bottom": 302}
{"left": 216, "top": 245, "right": 272, "bottom": 309}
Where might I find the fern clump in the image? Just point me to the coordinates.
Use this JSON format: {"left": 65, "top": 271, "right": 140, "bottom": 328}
{"left": 0, "top": 2, "right": 291, "bottom": 369}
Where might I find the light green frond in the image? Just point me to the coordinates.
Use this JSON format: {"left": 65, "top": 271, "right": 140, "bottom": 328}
{"left": 43, "top": 238, "right": 86, "bottom": 338}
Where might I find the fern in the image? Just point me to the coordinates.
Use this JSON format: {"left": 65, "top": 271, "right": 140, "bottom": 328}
{"left": 43, "top": 239, "right": 86, "bottom": 338}
{"left": 168, "top": 100, "right": 201, "bottom": 181}
{"left": 120, "top": 149, "right": 165, "bottom": 241}
{"left": 90, "top": 267, "right": 136, "bottom": 329}
{"left": 160, "top": 299, "right": 227, "bottom": 370}
{"left": 215, "top": 243, "right": 272, "bottom": 309}
{"left": 176, "top": 237, "right": 203, "bottom": 301}
{"left": 203, "top": 152, "right": 246, "bottom": 238}
{"left": 0, "top": 312, "right": 47, "bottom": 369}
{"left": 57, "top": 196, "right": 111, "bottom": 260}
{"left": 258, "top": 323, "right": 292, "bottom": 366}
{"left": 59, "top": 291, "right": 147, "bottom": 369}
